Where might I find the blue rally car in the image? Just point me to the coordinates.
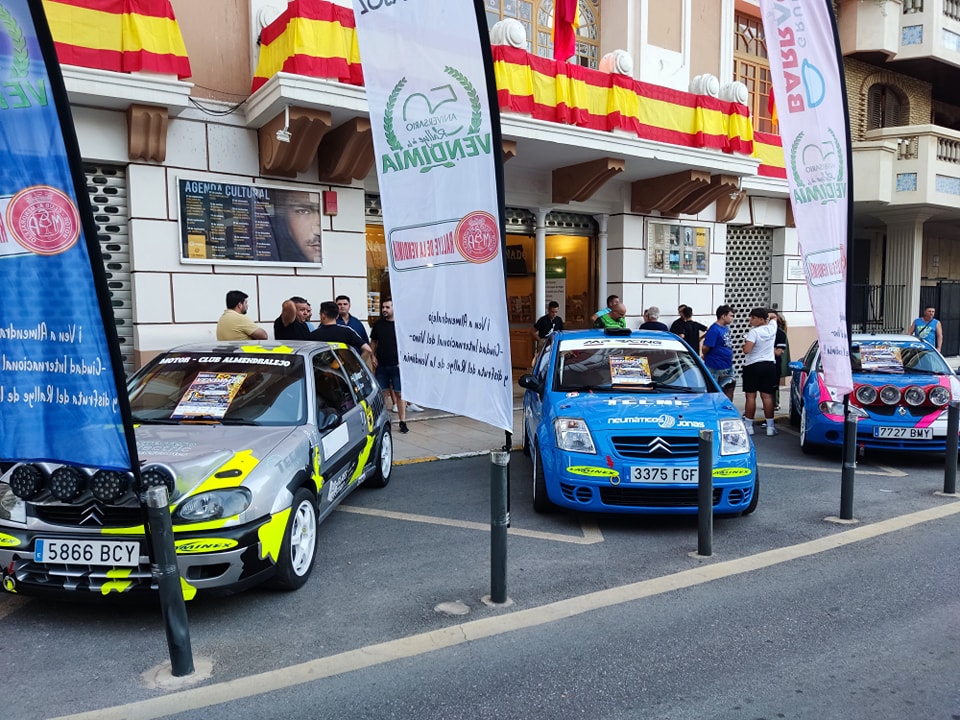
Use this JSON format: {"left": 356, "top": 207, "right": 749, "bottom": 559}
{"left": 789, "top": 333, "right": 960, "bottom": 454}
{"left": 519, "top": 329, "right": 757, "bottom": 516}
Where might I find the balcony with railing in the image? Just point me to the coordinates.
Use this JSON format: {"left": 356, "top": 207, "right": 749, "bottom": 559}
{"left": 839, "top": 0, "right": 960, "bottom": 65}
{"left": 853, "top": 125, "right": 960, "bottom": 214}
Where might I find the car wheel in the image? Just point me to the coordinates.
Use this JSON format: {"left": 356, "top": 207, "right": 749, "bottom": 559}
{"left": 743, "top": 473, "right": 759, "bottom": 515}
{"left": 366, "top": 426, "right": 393, "bottom": 489}
{"left": 789, "top": 397, "right": 800, "bottom": 427}
{"left": 799, "top": 406, "right": 817, "bottom": 455}
{"left": 532, "top": 443, "right": 554, "bottom": 513}
{"left": 521, "top": 423, "right": 531, "bottom": 457}
{"left": 270, "top": 487, "right": 318, "bottom": 591}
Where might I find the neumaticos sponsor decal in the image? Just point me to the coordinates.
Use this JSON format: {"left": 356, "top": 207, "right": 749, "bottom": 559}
{"left": 567, "top": 466, "right": 619, "bottom": 478}
{"left": 0, "top": 533, "right": 21, "bottom": 547}
{"left": 712, "top": 468, "right": 751, "bottom": 478}
{"left": 174, "top": 538, "right": 238, "bottom": 554}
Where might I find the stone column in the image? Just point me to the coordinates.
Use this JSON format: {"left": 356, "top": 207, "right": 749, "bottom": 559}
{"left": 881, "top": 213, "right": 928, "bottom": 332}
{"left": 534, "top": 208, "right": 550, "bottom": 320}
{"left": 594, "top": 212, "right": 609, "bottom": 303}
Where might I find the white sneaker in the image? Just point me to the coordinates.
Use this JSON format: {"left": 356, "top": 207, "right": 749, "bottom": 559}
{"left": 766, "top": 425, "right": 779, "bottom": 436}
{"left": 744, "top": 418, "right": 754, "bottom": 435}
{"left": 406, "top": 403, "right": 425, "bottom": 413}
{"left": 388, "top": 405, "right": 398, "bottom": 413}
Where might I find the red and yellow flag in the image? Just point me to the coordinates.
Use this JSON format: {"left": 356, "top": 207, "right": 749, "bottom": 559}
{"left": 43, "top": 0, "right": 191, "bottom": 79}
{"left": 252, "top": 0, "right": 362, "bottom": 92}
{"left": 553, "top": 0, "right": 579, "bottom": 62}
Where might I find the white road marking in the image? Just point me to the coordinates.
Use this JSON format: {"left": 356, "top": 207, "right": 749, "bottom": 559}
{"left": 53, "top": 499, "right": 960, "bottom": 720}
{"left": 337, "top": 505, "right": 604, "bottom": 545}
{"left": 759, "top": 462, "right": 907, "bottom": 477}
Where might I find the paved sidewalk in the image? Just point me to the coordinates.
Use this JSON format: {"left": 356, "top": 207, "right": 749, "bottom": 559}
{"left": 392, "top": 383, "right": 791, "bottom": 465}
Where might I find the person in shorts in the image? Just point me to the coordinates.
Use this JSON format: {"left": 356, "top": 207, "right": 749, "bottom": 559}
{"left": 370, "top": 297, "right": 409, "bottom": 434}
{"left": 701, "top": 305, "right": 736, "bottom": 401}
{"left": 741, "top": 307, "right": 780, "bottom": 436}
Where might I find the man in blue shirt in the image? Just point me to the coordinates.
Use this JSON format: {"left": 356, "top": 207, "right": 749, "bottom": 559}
{"left": 701, "top": 305, "right": 736, "bottom": 400}
{"left": 907, "top": 306, "right": 942, "bottom": 351}
{"left": 335, "top": 295, "right": 370, "bottom": 345}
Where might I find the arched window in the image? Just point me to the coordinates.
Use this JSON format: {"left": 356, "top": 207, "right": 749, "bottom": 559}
{"left": 733, "top": 11, "right": 775, "bottom": 134}
{"left": 867, "top": 84, "right": 903, "bottom": 129}
{"left": 484, "top": 0, "right": 601, "bottom": 69}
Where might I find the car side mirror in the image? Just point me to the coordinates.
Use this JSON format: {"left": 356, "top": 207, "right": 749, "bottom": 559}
{"left": 788, "top": 361, "right": 803, "bottom": 371}
{"left": 518, "top": 374, "right": 542, "bottom": 392}
{"left": 318, "top": 411, "right": 340, "bottom": 431}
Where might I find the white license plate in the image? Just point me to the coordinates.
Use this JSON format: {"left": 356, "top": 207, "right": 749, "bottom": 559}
{"left": 34, "top": 539, "right": 140, "bottom": 567}
{"left": 630, "top": 466, "right": 696, "bottom": 483}
{"left": 873, "top": 426, "right": 932, "bottom": 440}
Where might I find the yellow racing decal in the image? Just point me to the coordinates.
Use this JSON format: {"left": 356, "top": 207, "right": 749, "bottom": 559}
{"left": 258, "top": 508, "right": 290, "bottom": 563}
{"left": 713, "top": 467, "right": 751, "bottom": 478}
{"left": 194, "top": 449, "right": 259, "bottom": 493}
{"left": 174, "top": 538, "right": 238, "bottom": 554}
{"left": 351, "top": 400, "right": 376, "bottom": 482}
{"left": 100, "top": 568, "right": 134, "bottom": 596}
{"left": 180, "top": 577, "right": 197, "bottom": 601}
{"left": 567, "top": 466, "right": 620, "bottom": 478}
{"left": 311, "top": 445, "right": 324, "bottom": 493}
{"left": 101, "top": 526, "right": 144, "bottom": 535}
{"left": 0, "top": 533, "right": 21, "bottom": 547}
{"left": 239, "top": 345, "right": 295, "bottom": 354}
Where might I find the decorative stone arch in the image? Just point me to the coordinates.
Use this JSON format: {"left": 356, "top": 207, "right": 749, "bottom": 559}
{"left": 856, "top": 71, "right": 911, "bottom": 139}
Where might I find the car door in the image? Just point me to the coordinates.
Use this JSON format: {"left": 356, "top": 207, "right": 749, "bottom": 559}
{"left": 525, "top": 338, "right": 553, "bottom": 446}
{"left": 311, "top": 348, "right": 369, "bottom": 508}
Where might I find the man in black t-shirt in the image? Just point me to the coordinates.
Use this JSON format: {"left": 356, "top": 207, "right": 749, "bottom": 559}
{"left": 370, "top": 297, "right": 409, "bottom": 433}
{"left": 533, "top": 301, "right": 563, "bottom": 354}
{"left": 671, "top": 305, "right": 707, "bottom": 353}
{"left": 309, "top": 301, "right": 374, "bottom": 369}
{"left": 274, "top": 296, "right": 312, "bottom": 340}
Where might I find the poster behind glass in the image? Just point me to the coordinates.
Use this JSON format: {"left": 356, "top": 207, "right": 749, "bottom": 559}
{"left": 646, "top": 221, "right": 710, "bottom": 277}
{"left": 178, "top": 179, "right": 323, "bottom": 266}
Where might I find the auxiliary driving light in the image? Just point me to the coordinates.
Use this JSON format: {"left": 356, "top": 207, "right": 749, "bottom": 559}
{"left": 854, "top": 385, "right": 878, "bottom": 405}
{"left": 903, "top": 386, "right": 926, "bottom": 407}
{"left": 140, "top": 465, "right": 175, "bottom": 495}
{"left": 9, "top": 464, "right": 44, "bottom": 500}
{"left": 929, "top": 385, "right": 951, "bottom": 407}
{"left": 91, "top": 469, "right": 130, "bottom": 503}
{"left": 49, "top": 466, "right": 86, "bottom": 501}
{"left": 879, "top": 385, "right": 901, "bottom": 405}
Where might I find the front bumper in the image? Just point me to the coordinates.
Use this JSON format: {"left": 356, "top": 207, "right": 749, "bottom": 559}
{"left": 540, "top": 449, "right": 755, "bottom": 515}
{"left": 0, "top": 513, "right": 286, "bottom": 598}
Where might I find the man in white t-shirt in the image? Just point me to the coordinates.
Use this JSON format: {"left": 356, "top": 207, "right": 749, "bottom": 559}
{"left": 741, "top": 307, "right": 780, "bottom": 436}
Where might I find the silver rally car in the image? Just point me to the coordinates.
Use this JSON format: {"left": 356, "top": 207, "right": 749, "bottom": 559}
{"left": 0, "top": 341, "right": 393, "bottom": 598}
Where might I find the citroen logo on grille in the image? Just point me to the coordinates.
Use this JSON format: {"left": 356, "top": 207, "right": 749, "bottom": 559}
{"left": 648, "top": 437, "right": 672, "bottom": 454}
{"left": 78, "top": 501, "right": 105, "bottom": 527}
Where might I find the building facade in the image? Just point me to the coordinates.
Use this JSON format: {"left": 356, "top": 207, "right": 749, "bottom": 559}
{"left": 44, "top": 0, "right": 957, "bottom": 376}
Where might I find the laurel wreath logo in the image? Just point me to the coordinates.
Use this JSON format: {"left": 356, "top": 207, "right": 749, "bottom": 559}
{"left": 0, "top": 5, "right": 29, "bottom": 79}
{"left": 382, "top": 65, "right": 484, "bottom": 172}
{"left": 791, "top": 129, "right": 845, "bottom": 206}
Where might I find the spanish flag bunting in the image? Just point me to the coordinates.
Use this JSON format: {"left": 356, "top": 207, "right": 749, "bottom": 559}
{"left": 767, "top": 86, "right": 778, "bottom": 125}
{"left": 43, "top": 0, "right": 191, "bottom": 79}
{"left": 252, "top": 0, "right": 362, "bottom": 92}
{"left": 553, "top": 0, "right": 579, "bottom": 62}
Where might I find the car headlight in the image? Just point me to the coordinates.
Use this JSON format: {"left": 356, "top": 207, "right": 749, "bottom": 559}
{"left": 819, "top": 401, "right": 868, "bottom": 418}
{"left": 553, "top": 418, "right": 596, "bottom": 454}
{"left": 719, "top": 418, "right": 750, "bottom": 455}
{"left": 0, "top": 483, "right": 26, "bottom": 524}
{"left": 174, "top": 489, "right": 252, "bottom": 523}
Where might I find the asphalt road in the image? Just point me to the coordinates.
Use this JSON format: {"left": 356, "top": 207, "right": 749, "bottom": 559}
{"left": 3, "top": 429, "right": 959, "bottom": 720}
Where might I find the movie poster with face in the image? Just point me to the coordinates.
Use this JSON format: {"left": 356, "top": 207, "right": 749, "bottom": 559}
{"left": 178, "top": 180, "right": 323, "bottom": 266}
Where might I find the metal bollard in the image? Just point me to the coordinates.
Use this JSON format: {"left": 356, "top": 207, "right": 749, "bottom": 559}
{"left": 144, "top": 485, "right": 194, "bottom": 677}
{"left": 839, "top": 399, "right": 858, "bottom": 520}
{"left": 945, "top": 401, "right": 959, "bottom": 495}
{"left": 490, "top": 450, "right": 509, "bottom": 604}
{"left": 697, "top": 429, "right": 713, "bottom": 557}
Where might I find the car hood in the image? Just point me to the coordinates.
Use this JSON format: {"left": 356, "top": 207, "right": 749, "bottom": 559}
{"left": 550, "top": 391, "right": 736, "bottom": 430}
{"left": 135, "top": 424, "right": 297, "bottom": 493}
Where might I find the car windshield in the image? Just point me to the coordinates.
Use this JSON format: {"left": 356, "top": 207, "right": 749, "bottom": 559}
{"left": 817, "top": 341, "right": 952, "bottom": 375}
{"left": 128, "top": 353, "right": 306, "bottom": 426}
{"left": 553, "top": 338, "right": 709, "bottom": 393}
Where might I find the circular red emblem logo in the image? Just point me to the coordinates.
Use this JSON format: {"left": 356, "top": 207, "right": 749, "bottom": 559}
{"left": 7, "top": 185, "right": 81, "bottom": 256}
{"left": 454, "top": 211, "right": 499, "bottom": 264}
